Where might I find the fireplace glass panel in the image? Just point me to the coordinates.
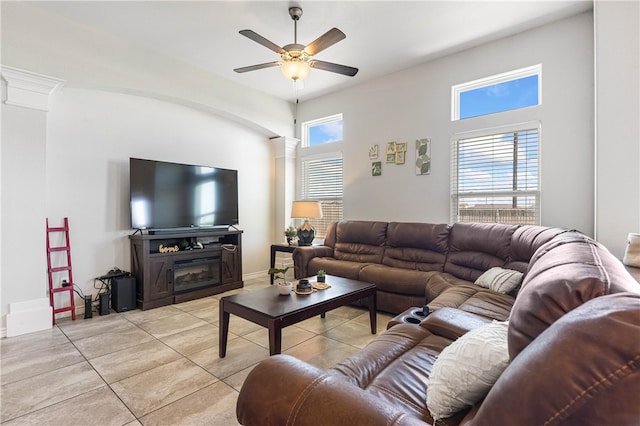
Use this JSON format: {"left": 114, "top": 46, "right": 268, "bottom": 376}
{"left": 173, "top": 256, "right": 221, "bottom": 294}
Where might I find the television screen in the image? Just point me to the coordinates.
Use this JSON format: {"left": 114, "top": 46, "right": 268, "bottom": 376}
{"left": 129, "top": 158, "right": 239, "bottom": 230}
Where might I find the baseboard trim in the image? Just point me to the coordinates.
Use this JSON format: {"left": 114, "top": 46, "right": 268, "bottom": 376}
{"left": 6, "top": 298, "right": 52, "bottom": 337}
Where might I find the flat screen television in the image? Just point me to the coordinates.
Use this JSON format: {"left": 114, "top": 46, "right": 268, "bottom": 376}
{"left": 129, "top": 158, "right": 239, "bottom": 231}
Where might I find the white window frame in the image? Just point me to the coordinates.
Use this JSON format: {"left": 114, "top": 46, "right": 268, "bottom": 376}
{"left": 301, "top": 113, "right": 343, "bottom": 147}
{"left": 450, "top": 121, "right": 541, "bottom": 225}
{"left": 451, "top": 64, "right": 542, "bottom": 121}
{"left": 298, "top": 113, "right": 345, "bottom": 239}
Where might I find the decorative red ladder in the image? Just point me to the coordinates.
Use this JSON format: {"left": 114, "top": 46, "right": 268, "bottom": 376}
{"left": 46, "top": 217, "right": 76, "bottom": 325}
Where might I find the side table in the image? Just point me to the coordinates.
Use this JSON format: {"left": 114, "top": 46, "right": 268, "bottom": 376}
{"left": 270, "top": 243, "right": 296, "bottom": 284}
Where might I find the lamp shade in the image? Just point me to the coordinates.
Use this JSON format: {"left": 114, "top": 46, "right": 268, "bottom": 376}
{"left": 291, "top": 201, "right": 322, "bottom": 219}
{"left": 281, "top": 60, "right": 311, "bottom": 81}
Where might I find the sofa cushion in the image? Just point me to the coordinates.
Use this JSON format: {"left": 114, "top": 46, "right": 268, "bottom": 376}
{"left": 508, "top": 232, "right": 640, "bottom": 359}
{"left": 444, "top": 222, "right": 519, "bottom": 282}
{"left": 383, "top": 222, "right": 450, "bottom": 271}
{"left": 427, "top": 320, "right": 509, "bottom": 420}
{"left": 330, "top": 323, "right": 456, "bottom": 423}
{"left": 428, "top": 283, "right": 514, "bottom": 322}
{"left": 333, "top": 221, "right": 388, "bottom": 264}
{"left": 359, "top": 264, "right": 436, "bottom": 295}
{"left": 474, "top": 267, "right": 523, "bottom": 294}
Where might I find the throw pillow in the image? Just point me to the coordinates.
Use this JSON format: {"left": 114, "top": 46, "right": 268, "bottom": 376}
{"left": 474, "top": 267, "right": 523, "bottom": 294}
{"left": 427, "top": 321, "right": 510, "bottom": 421}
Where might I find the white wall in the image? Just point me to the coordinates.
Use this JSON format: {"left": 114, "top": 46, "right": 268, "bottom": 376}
{"left": 594, "top": 1, "right": 640, "bottom": 258}
{"left": 297, "top": 12, "right": 595, "bottom": 235}
{"left": 1, "top": 103, "right": 48, "bottom": 313}
{"left": 0, "top": 1, "right": 290, "bottom": 332}
{"left": 1, "top": 2, "right": 293, "bottom": 138}
{"left": 45, "top": 88, "right": 273, "bottom": 292}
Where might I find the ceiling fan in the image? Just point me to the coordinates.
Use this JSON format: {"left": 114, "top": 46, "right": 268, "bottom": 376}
{"left": 234, "top": 7, "right": 358, "bottom": 84}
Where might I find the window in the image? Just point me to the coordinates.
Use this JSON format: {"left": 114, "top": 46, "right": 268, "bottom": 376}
{"left": 299, "top": 156, "right": 343, "bottom": 238}
{"left": 451, "top": 125, "right": 540, "bottom": 225}
{"left": 302, "top": 114, "right": 343, "bottom": 147}
{"left": 452, "top": 65, "right": 541, "bottom": 120}
{"left": 299, "top": 113, "right": 345, "bottom": 238}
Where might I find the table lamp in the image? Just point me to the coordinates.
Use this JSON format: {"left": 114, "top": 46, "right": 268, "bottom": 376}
{"left": 291, "top": 200, "right": 322, "bottom": 246}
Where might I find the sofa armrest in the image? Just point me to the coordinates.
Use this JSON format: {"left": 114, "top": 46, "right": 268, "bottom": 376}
{"left": 293, "top": 245, "right": 334, "bottom": 279}
{"left": 420, "top": 307, "right": 492, "bottom": 340}
{"left": 237, "top": 354, "right": 426, "bottom": 426}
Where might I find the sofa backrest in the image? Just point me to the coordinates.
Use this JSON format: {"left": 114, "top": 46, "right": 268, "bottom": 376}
{"left": 383, "top": 222, "right": 450, "bottom": 272}
{"left": 508, "top": 231, "right": 640, "bottom": 360}
{"left": 471, "top": 292, "right": 640, "bottom": 425}
{"left": 333, "top": 221, "right": 388, "bottom": 264}
{"left": 503, "top": 225, "right": 567, "bottom": 273}
{"left": 444, "top": 222, "right": 519, "bottom": 282}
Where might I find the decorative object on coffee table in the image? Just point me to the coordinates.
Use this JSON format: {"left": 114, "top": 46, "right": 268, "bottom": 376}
{"left": 268, "top": 266, "right": 292, "bottom": 295}
{"left": 296, "top": 279, "right": 313, "bottom": 294}
{"left": 317, "top": 270, "right": 326, "bottom": 283}
{"left": 291, "top": 200, "right": 322, "bottom": 246}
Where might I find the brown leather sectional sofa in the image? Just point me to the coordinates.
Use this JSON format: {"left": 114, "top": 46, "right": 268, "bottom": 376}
{"left": 293, "top": 220, "right": 566, "bottom": 316}
{"left": 237, "top": 221, "right": 640, "bottom": 425}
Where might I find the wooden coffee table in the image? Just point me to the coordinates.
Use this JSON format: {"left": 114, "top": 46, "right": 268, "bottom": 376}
{"left": 219, "top": 275, "right": 377, "bottom": 357}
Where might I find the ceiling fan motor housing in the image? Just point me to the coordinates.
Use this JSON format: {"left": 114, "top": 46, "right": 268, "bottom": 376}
{"left": 289, "top": 7, "right": 303, "bottom": 21}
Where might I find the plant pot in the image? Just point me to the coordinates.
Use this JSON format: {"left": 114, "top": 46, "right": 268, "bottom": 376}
{"left": 317, "top": 276, "right": 326, "bottom": 283}
{"left": 277, "top": 282, "right": 292, "bottom": 295}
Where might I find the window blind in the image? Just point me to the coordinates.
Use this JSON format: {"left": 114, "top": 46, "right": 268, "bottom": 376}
{"left": 451, "top": 128, "right": 539, "bottom": 225}
{"left": 300, "top": 156, "right": 343, "bottom": 237}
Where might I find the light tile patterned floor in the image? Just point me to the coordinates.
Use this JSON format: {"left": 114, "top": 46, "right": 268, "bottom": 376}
{"left": 0, "top": 277, "right": 392, "bottom": 425}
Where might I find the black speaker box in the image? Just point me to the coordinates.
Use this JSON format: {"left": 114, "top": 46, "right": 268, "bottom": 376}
{"left": 111, "top": 276, "right": 137, "bottom": 312}
{"left": 99, "top": 293, "right": 110, "bottom": 315}
{"left": 84, "top": 296, "right": 92, "bottom": 319}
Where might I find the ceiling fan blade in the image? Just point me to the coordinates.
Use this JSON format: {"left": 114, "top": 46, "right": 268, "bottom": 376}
{"left": 310, "top": 60, "right": 359, "bottom": 77}
{"left": 234, "top": 62, "right": 280, "bottom": 73}
{"left": 239, "top": 30, "right": 285, "bottom": 54}
{"left": 304, "top": 28, "right": 346, "bottom": 56}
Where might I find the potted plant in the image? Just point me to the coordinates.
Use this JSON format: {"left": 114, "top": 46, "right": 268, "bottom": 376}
{"left": 268, "top": 266, "right": 292, "bottom": 295}
{"left": 317, "top": 269, "right": 326, "bottom": 283}
{"left": 284, "top": 226, "right": 297, "bottom": 245}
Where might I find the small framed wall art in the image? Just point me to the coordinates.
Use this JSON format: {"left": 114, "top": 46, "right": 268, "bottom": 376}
{"left": 416, "top": 138, "right": 431, "bottom": 175}
{"left": 369, "top": 144, "right": 379, "bottom": 159}
{"left": 386, "top": 141, "right": 397, "bottom": 155}
{"left": 372, "top": 161, "right": 382, "bottom": 176}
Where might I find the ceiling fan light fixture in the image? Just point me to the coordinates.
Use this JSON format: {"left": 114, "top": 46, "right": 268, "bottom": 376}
{"left": 280, "top": 59, "right": 310, "bottom": 82}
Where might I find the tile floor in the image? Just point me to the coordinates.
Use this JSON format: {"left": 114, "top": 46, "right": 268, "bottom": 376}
{"left": 0, "top": 277, "right": 393, "bottom": 425}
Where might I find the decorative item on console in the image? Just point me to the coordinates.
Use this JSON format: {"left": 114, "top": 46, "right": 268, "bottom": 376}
{"left": 158, "top": 244, "right": 179, "bottom": 253}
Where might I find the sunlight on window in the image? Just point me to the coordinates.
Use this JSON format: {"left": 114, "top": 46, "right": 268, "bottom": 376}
{"left": 452, "top": 65, "right": 541, "bottom": 121}
{"left": 309, "top": 120, "right": 343, "bottom": 145}
{"left": 451, "top": 127, "right": 540, "bottom": 225}
{"left": 303, "top": 113, "right": 343, "bottom": 147}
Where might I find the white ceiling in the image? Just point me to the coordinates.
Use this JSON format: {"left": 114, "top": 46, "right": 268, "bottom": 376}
{"left": 32, "top": 1, "right": 592, "bottom": 102}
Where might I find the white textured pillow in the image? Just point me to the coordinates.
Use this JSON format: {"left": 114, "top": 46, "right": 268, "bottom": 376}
{"left": 427, "top": 321, "right": 510, "bottom": 421}
{"left": 475, "top": 267, "right": 523, "bottom": 294}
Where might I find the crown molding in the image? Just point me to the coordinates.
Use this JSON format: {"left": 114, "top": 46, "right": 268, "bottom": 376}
{"left": 271, "top": 136, "right": 300, "bottom": 159}
{"left": 1, "top": 66, "right": 65, "bottom": 112}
